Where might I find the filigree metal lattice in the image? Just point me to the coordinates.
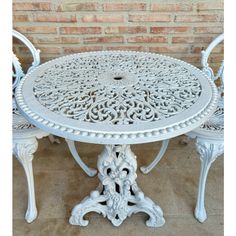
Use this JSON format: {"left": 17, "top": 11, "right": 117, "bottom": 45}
{"left": 33, "top": 53, "right": 202, "bottom": 125}
{"left": 70, "top": 145, "right": 165, "bottom": 227}
{"left": 200, "top": 104, "right": 224, "bottom": 132}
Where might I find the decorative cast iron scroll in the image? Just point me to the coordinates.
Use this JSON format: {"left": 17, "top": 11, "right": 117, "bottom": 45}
{"left": 33, "top": 52, "right": 202, "bottom": 125}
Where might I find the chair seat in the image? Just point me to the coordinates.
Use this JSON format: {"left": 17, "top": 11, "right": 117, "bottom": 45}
{"left": 13, "top": 107, "right": 48, "bottom": 139}
{"left": 187, "top": 100, "right": 224, "bottom": 140}
{"left": 13, "top": 109, "right": 36, "bottom": 131}
{"left": 199, "top": 105, "right": 224, "bottom": 132}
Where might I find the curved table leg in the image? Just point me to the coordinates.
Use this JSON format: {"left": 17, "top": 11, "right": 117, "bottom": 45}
{"left": 48, "top": 134, "right": 60, "bottom": 144}
{"left": 69, "top": 145, "right": 165, "bottom": 227}
{"left": 13, "top": 138, "right": 38, "bottom": 223}
{"left": 65, "top": 139, "right": 97, "bottom": 177}
{"left": 140, "top": 139, "right": 169, "bottom": 174}
{"left": 195, "top": 138, "right": 224, "bottom": 223}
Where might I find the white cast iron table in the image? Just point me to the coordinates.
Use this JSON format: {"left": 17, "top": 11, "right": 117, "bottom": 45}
{"left": 15, "top": 51, "right": 218, "bottom": 227}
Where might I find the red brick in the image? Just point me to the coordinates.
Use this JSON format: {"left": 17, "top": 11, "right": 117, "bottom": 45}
{"left": 191, "top": 45, "right": 223, "bottom": 54}
{"left": 106, "top": 46, "right": 146, "bottom": 51}
{"left": 197, "top": 3, "right": 223, "bottom": 11}
{"left": 209, "top": 55, "right": 224, "bottom": 63}
{"left": 17, "top": 46, "right": 35, "bottom": 54}
{"left": 15, "top": 26, "right": 57, "bottom": 34}
{"left": 179, "top": 56, "right": 200, "bottom": 64}
{"left": 151, "top": 3, "right": 193, "bottom": 12}
{"left": 61, "top": 37, "right": 80, "bottom": 44}
{"left": 128, "top": 36, "right": 167, "bottom": 43}
{"left": 151, "top": 27, "right": 192, "bottom": 34}
{"left": 194, "top": 27, "right": 223, "bottom": 34}
{"left": 82, "top": 15, "right": 124, "bottom": 23}
{"left": 13, "top": 2, "right": 52, "bottom": 11}
{"left": 13, "top": 35, "right": 37, "bottom": 46}
{"left": 84, "top": 36, "right": 123, "bottom": 44}
{"left": 12, "top": 45, "right": 18, "bottom": 54}
{"left": 212, "top": 45, "right": 224, "bottom": 53}
{"left": 13, "top": 37, "right": 28, "bottom": 45}
{"left": 60, "top": 27, "right": 101, "bottom": 34}
{"left": 35, "top": 37, "right": 61, "bottom": 44}
{"left": 172, "top": 37, "right": 195, "bottom": 44}
{"left": 175, "top": 15, "right": 219, "bottom": 22}
{"left": 104, "top": 3, "right": 146, "bottom": 11}
{"left": 57, "top": 3, "right": 98, "bottom": 11}
{"left": 38, "top": 47, "right": 61, "bottom": 54}
{"left": 13, "top": 56, "right": 35, "bottom": 67}
{"left": 63, "top": 46, "right": 103, "bottom": 53}
{"left": 41, "top": 56, "right": 58, "bottom": 63}
{"left": 105, "top": 26, "right": 147, "bottom": 34}
{"left": 13, "top": 15, "right": 29, "bottom": 22}
{"left": 34, "top": 14, "right": 76, "bottom": 22}
{"left": 172, "top": 36, "right": 214, "bottom": 44}
{"left": 129, "top": 14, "right": 171, "bottom": 22}
{"left": 149, "top": 46, "right": 189, "bottom": 53}
{"left": 191, "top": 46, "right": 205, "bottom": 53}
{"left": 194, "top": 37, "right": 215, "bottom": 43}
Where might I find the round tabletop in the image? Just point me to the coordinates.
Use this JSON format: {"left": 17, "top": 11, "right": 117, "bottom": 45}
{"left": 15, "top": 50, "right": 218, "bottom": 144}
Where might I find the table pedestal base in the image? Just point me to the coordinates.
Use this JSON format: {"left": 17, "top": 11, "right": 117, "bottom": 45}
{"left": 69, "top": 145, "right": 165, "bottom": 227}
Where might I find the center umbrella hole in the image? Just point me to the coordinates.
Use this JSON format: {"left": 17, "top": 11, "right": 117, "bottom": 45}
{"left": 114, "top": 76, "right": 123, "bottom": 80}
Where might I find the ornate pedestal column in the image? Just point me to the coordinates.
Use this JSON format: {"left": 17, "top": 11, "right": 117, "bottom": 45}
{"left": 70, "top": 145, "right": 165, "bottom": 227}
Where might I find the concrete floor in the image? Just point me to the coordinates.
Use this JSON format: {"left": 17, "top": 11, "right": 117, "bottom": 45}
{"left": 13, "top": 136, "right": 223, "bottom": 236}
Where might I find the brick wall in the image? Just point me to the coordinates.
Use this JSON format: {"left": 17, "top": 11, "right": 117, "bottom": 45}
{"left": 13, "top": 0, "right": 224, "bottom": 70}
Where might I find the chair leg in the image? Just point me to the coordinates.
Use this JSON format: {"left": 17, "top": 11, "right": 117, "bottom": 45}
{"left": 65, "top": 139, "right": 97, "bottom": 177}
{"left": 140, "top": 139, "right": 169, "bottom": 174}
{"left": 194, "top": 138, "right": 224, "bottom": 223}
{"left": 48, "top": 134, "right": 60, "bottom": 144}
{"left": 13, "top": 138, "right": 38, "bottom": 223}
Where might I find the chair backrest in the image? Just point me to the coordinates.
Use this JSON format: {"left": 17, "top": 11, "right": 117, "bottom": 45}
{"left": 12, "top": 30, "right": 40, "bottom": 90}
{"left": 201, "top": 33, "right": 224, "bottom": 99}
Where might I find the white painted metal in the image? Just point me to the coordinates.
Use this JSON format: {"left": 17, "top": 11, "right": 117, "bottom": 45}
{"left": 12, "top": 30, "right": 40, "bottom": 90}
{"left": 15, "top": 51, "right": 218, "bottom": 144}
{"left": 187, "top": 33, "right": 224, "bottom": 223}
{"left": 13, "top": 138, "right": 39, "bottom": 223}
{"left": 194, "top": 138, "right": 223, "bottom": 223}
{"left": 15, "top": 50, "right": 219, "bottom": 227}
{"left": 48, "top": 134, "right": 61, "bottom": 144}
{"left": 140, "top": 139, "right": 169, "bottom": 174}
{"left": 70, "top": 145, "right": 165, "bottom": 227}
{"left": 12, "top": 30, "right": 40, "bottom": 72}
{"left": 13, "top": 30, "right": 47, "bottom": 223}
{"left": 65, "top": 139, "right": 97, "bottom": 177}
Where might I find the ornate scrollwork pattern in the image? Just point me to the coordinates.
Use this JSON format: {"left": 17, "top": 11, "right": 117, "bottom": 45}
{"left": 200, "top": 98, "right": 224, "bottom": 132}
{"left": 13, "top": 138, "right": 38, "bottom": 163}
{"left": 13, "top": 103, "right": 35, "bottom": 130}
{"left": 196, "top": 139, "right": 224, "bottom": 164}
{"left": 70, "top": 145, "right": 165, "bottom": 227}
{"left": 33, "top": 52, "right": 202, "bottom": 125}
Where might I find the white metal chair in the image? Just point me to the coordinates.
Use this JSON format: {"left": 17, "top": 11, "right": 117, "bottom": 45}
{"left": 186, "top": 33, "right": 224, "bottom": 223}
{"left": 13, "top": 30, "right": 96, "bottom": 222}
{"left": 12, "top": 30, "right": 61, "bottom": 223}
{"left": 140, "top": 34, "right": 224, "bottom": 223}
